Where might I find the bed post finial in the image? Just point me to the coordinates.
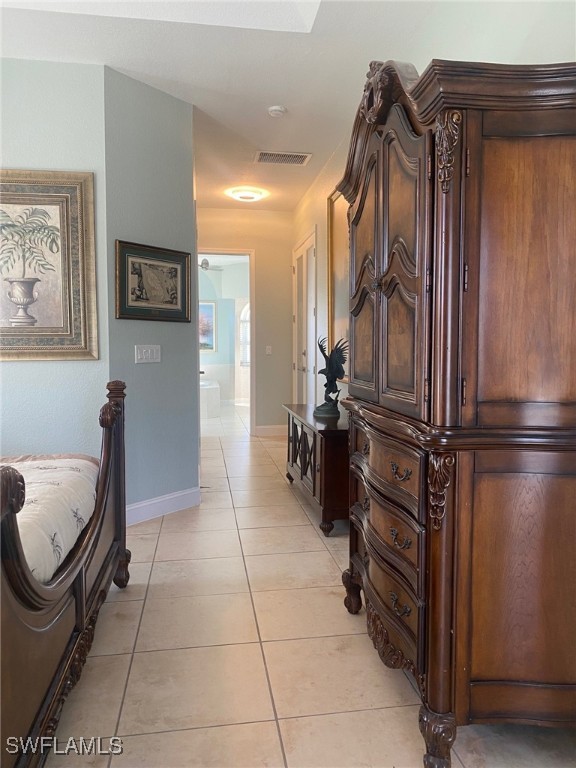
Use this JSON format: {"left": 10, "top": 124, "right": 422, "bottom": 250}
{"left": 106, "top": 380, "right": 126, "bottom": 401}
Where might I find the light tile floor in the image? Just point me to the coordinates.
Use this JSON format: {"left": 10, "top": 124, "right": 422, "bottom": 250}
{"left": 47, "top": 405, "right": 576, "bottom": 767}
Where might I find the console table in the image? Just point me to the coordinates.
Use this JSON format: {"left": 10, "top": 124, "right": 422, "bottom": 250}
{"left": 283, "top": 404, "right": 350, "bottom": 535}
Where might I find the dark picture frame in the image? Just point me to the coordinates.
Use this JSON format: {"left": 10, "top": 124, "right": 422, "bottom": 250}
{"left": 115, "top": 240, "right": 191, "bottom": 322}
{"left": 0, "top": 169, "right": 98, "bottom": 360}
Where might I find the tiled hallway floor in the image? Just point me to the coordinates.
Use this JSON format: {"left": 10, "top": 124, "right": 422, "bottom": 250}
{"left": 48, "top": 405, "right": 576, "bottom": 767}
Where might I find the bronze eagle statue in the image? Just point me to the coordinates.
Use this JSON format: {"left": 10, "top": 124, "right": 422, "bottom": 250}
{"left": 314, "top": 337, "right": 349, "bottom": 417}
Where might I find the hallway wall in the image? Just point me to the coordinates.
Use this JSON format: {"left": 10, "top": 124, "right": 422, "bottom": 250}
{"left": 1, "top": 59, "right": 199, "bottom": 512}
{"left": 196, "top": 208, "right": 293, "bottom": 432}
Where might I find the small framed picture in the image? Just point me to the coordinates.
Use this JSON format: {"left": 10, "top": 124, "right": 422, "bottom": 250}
{"left": 115, "top": 240, "right": 191, "bottom": 322}
{"left": 198, "top": 301, "right": 216, "bottom": 352}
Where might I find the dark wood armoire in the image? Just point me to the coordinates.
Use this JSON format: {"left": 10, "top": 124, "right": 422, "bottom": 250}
{"left": 338, "top": 60, "right": 576, "bottom": 766}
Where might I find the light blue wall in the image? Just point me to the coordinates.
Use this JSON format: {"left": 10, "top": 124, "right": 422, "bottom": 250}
{"left": 0, "top": 59, "right": 109, "bottom": 456}
{"left": 104, "top": 68, "right": 198, "bottom": 505}
{"left": 198, "top": 271, "right": 235, "bottom": 366}
{"left": 0, "top": 59, "right": 199, "bottom": 506}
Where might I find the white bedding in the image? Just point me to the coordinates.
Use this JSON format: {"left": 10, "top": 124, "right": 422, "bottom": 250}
{"left": 2, "top": 455, "right": 99, "bottom": 584}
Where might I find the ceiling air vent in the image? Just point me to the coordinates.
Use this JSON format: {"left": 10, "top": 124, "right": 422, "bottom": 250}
{"left": 254, "top": 151, "right": 312, "bottom": 166}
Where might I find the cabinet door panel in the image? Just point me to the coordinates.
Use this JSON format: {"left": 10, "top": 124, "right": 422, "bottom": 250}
{"left": 350, "top": 289, "right": 376, "bottom": 387}
{"left": 349, "top": 144, "right": 381, "bottom": 402}
{"left": 477, "top": 136, "right": 576, "bottom": 426}
{"left": 470, "top": 470, "right": 576, "bottom": 684}
{"left": 383, "top": 279, "right": 416, "bottom": 394}
{"left": 379, "top": 107, "right": 431, "bottom": 419}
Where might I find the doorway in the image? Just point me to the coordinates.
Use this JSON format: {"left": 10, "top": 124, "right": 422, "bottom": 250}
{"left": 198, "top": 251, "right": 252, "bottom": 428}
{"left": 292, "top": 232, "right": 317, "bottom": 404}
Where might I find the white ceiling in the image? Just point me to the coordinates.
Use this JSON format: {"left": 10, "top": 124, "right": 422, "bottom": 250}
{"left": 1, "top": 1, "right": 575, "bottom": 212}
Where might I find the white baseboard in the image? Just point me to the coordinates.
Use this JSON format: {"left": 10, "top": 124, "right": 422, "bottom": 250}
{"left": 126, "top": 486, "right": 201, "bottom": 527}
{"left": 253, "top": 424, "right": 285, "bottom": 437}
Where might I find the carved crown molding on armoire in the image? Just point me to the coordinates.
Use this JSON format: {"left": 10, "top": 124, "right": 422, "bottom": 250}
{"left": 339, "top": 59, "right": 576, "bottom": 767}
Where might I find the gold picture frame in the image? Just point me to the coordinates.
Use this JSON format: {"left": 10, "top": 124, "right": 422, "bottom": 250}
{"left": 327, "top": 188, "right": 350, "bottom": 380}
{"left": 0, "top": 169, "right": 98, "bottom": 360}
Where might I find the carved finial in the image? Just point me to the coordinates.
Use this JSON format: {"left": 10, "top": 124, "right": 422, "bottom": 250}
{"left": 99, "top": 402, "right": 119, "bottom": 428}
{"left": 436, "top": 110, "right": 462, "bottom": 193}
{"left": 360, "top": 61, "right": 390, "bottom": 124}
{"left": 106, "top": 380, "right": 126, "bottom": 400}
{"left": 0, "top": 465, "right": 26, "bottom": 517}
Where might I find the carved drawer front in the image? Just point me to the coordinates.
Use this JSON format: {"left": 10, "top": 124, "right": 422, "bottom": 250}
{"left": 368, "top": 555, "right": 420, "bottom": 642}
{"left": 372, "top": 440, "right": 420, "bottom": 496}
{"left": 352, "top": 421, "right": 371, "bottom": 462}
{"left": 350, "top": 469, "right": 371, "bottom": 519}
{"left": 350, "top": 468, "right": 424, "bottom": 592}
{"left": 368, "top": 490, "right": 423, "bottom": 583}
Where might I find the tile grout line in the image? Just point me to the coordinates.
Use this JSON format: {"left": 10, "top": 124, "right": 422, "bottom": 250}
{"left": 222, "top": 432, "right": 290, "bottom": 768}
{"left": 107, "top": 512, "right": 163, "bottom": 764}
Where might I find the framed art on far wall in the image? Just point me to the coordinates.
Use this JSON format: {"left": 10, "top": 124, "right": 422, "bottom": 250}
{"left": 198, "top": 301, "right": 216, "bottom": 352}
{"left": 116, "top": 240, "right": 191, "bottom": 322}
{"left": 0, "top": 169, "right": 98, "bottom": 360}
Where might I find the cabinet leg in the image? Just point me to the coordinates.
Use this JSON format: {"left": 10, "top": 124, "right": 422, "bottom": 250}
{"left": 418, "top": 705, "right": 456, "bottom": 768}
{"left": 319, "top": 520, "right": 334, "bottom": 536}
{"left": 342, "top": 568, "right": 362, "bottom": 614}
{"left": 286, "top": 472, "right": 294, "bottom": 483}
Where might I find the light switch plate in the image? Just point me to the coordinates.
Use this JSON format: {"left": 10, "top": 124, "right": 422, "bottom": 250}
{"left": 135, "top": 344, "right": 161, "bottom": 363}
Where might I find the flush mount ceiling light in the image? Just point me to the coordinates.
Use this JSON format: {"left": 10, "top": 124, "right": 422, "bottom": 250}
{"left": 224, "top": 186, "right": 270, "bottom": 203}
{"left": 268, "top": 105, "right": 288, "bottom": 118}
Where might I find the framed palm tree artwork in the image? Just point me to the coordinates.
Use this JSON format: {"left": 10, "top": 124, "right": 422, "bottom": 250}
{"left": 0, "top": 169, "right": 97, "bottom": 360}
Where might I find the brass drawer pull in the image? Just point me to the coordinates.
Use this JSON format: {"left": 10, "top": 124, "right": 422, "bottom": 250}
{"left": 390, "top": 461, "right": 412, "bottom": 482}
{"left": 390, "top": 527, "right": 412, "bottom": 550}
{"left": 362, "top": 495, "right": 370, "bottom": 513}
{"left": 390, "top": 591, "right": 412, "bottom": 618}
{"left": 362, "top": 440, "right": 370, "bottom": 456}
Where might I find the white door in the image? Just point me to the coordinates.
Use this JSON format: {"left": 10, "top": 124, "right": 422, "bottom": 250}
{"left": 292, "top": 233, "right": 316, "bottom": 404}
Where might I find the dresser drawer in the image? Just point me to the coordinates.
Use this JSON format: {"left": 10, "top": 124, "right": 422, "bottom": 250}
{"left": 350, "top": 419, "right": 424, "bottom": 520}
{"left": 350, "top": 469, "right": 424, "bottom": 593}
{"left": 352, "top": 420, "right": 372, "bottom": 459}
{"left": 368, "top": 554, "right": 421, "bottom": 642}
{"left": 370, "top": 437, "right": 421, "bottom": 501}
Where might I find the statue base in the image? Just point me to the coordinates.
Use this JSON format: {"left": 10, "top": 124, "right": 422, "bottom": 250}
{"left": 313, "top": 401, "right": 340, "bottom": 419}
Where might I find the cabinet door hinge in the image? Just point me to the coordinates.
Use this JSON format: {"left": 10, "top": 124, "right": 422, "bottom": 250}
{"left": 425, "top": 267, "right": 432, "bottom": 293}
{"left": 427, "top": 154, "right": 433, "bottom": 180}
{"left": 292, "top": 265, "right": 296, "bottom": 275}
{"left": 463, "top": 263, "right": 469, "bottom": 292}
{"left": 424, "top": 378, "right": 430, "bottom": 403}
{"left": 465, "top": 148, "right": 471, "bottom": 177}
{"left": 292, "top": 362, "right": 296, "bottom": 371}
{"left": 461, "top": 377, "right": 467, "bottom": 406}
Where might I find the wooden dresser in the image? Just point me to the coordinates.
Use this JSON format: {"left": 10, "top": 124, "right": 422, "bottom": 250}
{"left": 338, "top": 60, "right": 576, "bottom": 766}
{"left": 283, "top": 404, "right": 349, "bottom": 535}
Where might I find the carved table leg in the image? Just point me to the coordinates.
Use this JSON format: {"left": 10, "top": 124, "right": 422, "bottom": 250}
{"left": 418, "top": 704, "right": 456, "bottom": 768}
{"left": 113, "top": 547, "right": 132, "bottom": 588}
{"left": 342, "top": 568, "right": 362, "bottom": 614}
{"left": 319, "top": 520, "right": 334, "bottom": 536}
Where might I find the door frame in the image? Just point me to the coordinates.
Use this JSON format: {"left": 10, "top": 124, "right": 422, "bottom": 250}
{"left": 292, "top": 230, "right": 317, "bottom": 404}
{"left": 197, "top": 248, "right": 255, "bottom": 434}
